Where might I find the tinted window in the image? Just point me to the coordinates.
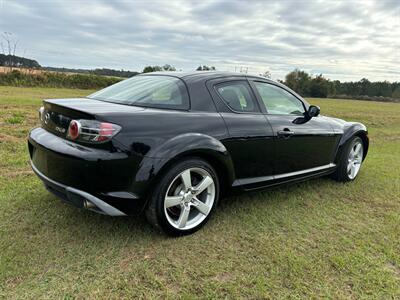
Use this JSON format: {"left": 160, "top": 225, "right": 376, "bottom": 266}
{"left": 254, "top": 82, "right": 305, "bottom": 115}
{"left": 88, "top": 75, "right": 189, "bottom": 110}
{"left": 216, "top": 82, "right": 258, "bottom": 113}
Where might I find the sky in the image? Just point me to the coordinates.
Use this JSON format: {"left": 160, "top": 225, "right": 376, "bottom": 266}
{"left": 0, "top": 0, "right": 399, "bottom": 81}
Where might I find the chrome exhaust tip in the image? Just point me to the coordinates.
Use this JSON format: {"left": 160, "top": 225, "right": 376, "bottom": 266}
{"left": 84, "top": 200, "right": 96, "bottom": 209}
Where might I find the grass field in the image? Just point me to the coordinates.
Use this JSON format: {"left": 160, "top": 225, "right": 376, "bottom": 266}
{"left": 0, "top": 86, "right": 399, "bottom": 299}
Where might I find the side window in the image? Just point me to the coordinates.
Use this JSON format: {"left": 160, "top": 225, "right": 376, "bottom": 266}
{"left": 254, "top": 82, "right": 305, "bottom": 115}
{"left": 216, "top": 81, "right": 259, "bottom": 113}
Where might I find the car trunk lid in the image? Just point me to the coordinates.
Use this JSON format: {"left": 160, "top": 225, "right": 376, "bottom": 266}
{"left": 41, "top": 98, "right": 144, "bottom": 139}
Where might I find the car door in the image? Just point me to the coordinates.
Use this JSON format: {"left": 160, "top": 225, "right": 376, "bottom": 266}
{"left": 249, "top": 80, "right": 339, "bottom": 176}
{"left": 207, "top": 78, "right": 275, "bottom": 186}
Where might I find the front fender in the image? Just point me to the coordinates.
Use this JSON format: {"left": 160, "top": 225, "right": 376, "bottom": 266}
{"left": 338, "top": 122, "right": 367, "bottom": 146}
{"left": 334, "top": 121, "right": 369, "bottom": 163}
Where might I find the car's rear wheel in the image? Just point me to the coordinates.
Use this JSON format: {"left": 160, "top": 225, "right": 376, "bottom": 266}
{"left": 146, "top": 158, "right": 219, "bottom": 235}
{"left": 332, "top": 136, "right": 364, "bottom": 182}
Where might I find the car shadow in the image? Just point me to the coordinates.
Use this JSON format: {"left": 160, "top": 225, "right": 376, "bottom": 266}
{"left": 35, "top": 176, "right": 336, "bottom": 243}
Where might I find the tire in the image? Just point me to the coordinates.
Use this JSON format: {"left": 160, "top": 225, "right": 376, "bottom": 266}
{"left": 331, "top": 136, "right": 364, "bottom": 182}
{"left": 145, "top": 158, "right": 219, "bottom": 236}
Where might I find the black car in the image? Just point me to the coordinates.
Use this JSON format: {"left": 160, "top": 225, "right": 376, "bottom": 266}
{"left": 28, "top": 72, "right": 368, "bottom": 235}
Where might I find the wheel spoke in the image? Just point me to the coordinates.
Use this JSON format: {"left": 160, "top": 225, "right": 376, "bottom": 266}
{"left": 165, "top": 196, "right": 183, "bottom": 208}
{"left": 192, "top": 198, "right": 211, "bottom": 216}
{"left": 349, "top": 148, "right": 356, "bottom": 160}
{"left": 181, "top": 169, "right": 192, "bottom": 190}
{"left": 193, "top": 176, "right": 213, "bottom": 195}
{"left": 176, "top": 206, "right": 190, "bottom": 228}
{"left": 350, "top": 164, "right": 356, "bottom": 178}
{"left": 354, "top": 143, "right": 362, "bottom": 156}
{"left": 347, "top": 162, "right": 352, "bottom": 173}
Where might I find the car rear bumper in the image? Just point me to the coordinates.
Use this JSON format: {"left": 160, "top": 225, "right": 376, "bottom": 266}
{"left": 28, "top": 127, "right": 149, "bottom": 215}
{"left": 31, "top": 161, "right": 127, "bottom": 216}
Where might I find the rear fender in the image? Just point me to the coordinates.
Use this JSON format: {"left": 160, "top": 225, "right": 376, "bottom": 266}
{"left": 133, "top": 133, "right": 235, "bottom": 202}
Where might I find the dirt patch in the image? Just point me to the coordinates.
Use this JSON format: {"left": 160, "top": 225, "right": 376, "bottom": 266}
{"left": 385, "top": 262, "right": 400, "bottom": 278}
{"left": 3, "top": 169, "right": 33, "bottom": 177}
{"left": 213, "top": 272, "right": 233, "bottom": 283}
{"left": 0, "top": 133, "right": 24, "bottom": 143}
{"left": 383, "top": 136, "right": 400, "bottom": 141}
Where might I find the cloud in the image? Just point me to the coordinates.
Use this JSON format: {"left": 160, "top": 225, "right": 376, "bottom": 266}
{"left": 0, "top": 0, "right": 398, "bottom": 81}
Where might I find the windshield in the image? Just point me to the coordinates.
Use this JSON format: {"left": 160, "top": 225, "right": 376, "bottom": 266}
{"left": 88, "top": 75, "right": 189, "bottom": 110}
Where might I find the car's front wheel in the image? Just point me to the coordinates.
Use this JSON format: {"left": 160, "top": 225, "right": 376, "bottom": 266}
{"left": 146, "top": 158, "right": 219, "bottom": 235}
{"left": 332, "top": 136, "right": 364, "bottom": 182}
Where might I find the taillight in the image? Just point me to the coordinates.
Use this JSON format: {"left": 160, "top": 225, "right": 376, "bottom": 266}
{"left": 67, "top": 119, "right": 121, "bottom": 143}
{"left": 97, "top": 122, "right": 114, "bottom": 142}
{"left": 67, "top": 120, "right": 81, "bottom": 140}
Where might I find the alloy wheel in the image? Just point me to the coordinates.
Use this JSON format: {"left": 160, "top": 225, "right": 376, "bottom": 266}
{"left": 164, "top": 167, "right": 215, "bottom": 230}
{"left": 347, "top": 140, "right": 363, "bottom": 179}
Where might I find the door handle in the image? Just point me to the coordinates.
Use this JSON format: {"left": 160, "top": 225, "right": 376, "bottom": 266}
{"left": 277, "top": 129, "right": 295, "bottom": 139}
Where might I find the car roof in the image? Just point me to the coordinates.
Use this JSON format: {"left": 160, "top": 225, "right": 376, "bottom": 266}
{"left": 138, "top": 70, "right": 289, "bottom": 93}
{"left": 137, "top": 71, "right": 308, "bottom": 107}
{"left": 139, "top": 71, "right": 269, "bottom": 81}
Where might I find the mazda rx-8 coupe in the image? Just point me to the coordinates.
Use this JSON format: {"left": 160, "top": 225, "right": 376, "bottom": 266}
{"left": 28, "top": 72, "right": 368, "bottom": 235}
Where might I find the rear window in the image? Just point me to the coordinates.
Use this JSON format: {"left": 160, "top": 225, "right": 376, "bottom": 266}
{"left": 88, "top": 75, "right": 189, "bottom": 110}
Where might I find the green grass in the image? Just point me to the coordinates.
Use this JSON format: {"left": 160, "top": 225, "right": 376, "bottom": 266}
{"left": 0, "top": 87, "right": 399, "bottom": 299}
{"left": 5, "top": 112, "right": 24, "bottom": 124}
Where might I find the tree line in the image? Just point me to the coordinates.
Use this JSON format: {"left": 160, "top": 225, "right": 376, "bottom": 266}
{"left": 1, "top": 49, "right": 398, "bottom": 100}
{"left": 0, "top": 53, "right": 218, "bottom": 77}
{"left": 283, "top": 69, "right": 400, "bottom": 100}
{"left": 142, "top": 64, "right": 176, "bottom": 73}
{"left": 0, "top": 54, "right": 40, "bottom": 68}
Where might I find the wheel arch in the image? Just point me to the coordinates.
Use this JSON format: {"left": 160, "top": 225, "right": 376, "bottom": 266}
{"left": 157, "top": 149, "right": 234, "bottom": 197}
{"left": 354, "top": 131, "right": 369, "bottom": 160}
{"left": 141, "top": 133, "right": 235, "bottom": 200}
{"left": 335, "top": 123, "right": 369, "bottom": 163}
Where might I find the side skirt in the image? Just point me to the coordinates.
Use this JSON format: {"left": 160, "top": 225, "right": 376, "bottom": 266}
{"left": 233, "top": 163, "right": 336, "bottom": 191}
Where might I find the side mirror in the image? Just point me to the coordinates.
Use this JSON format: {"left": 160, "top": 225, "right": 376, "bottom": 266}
{"left": 307, "top": 105, "right": 320, "bottom": 118}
